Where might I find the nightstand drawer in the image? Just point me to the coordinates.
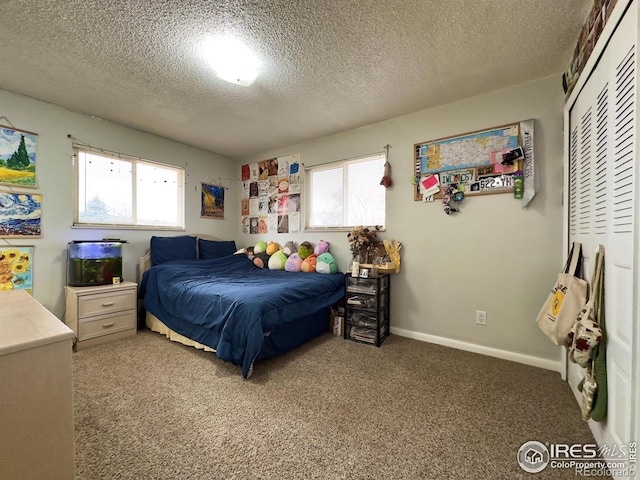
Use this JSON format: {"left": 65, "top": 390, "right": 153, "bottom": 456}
{"left": 77, "top": 289, "right": 136, "bottom": 318}
{"left": 78, "top": 311, "right": 136, "bottom": 341}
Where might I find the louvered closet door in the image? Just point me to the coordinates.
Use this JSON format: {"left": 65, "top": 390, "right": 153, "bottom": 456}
{"left": 567, "top": 0, "right": 637, "bottom": 454}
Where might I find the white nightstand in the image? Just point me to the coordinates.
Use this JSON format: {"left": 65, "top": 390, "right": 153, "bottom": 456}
{"left": 65, "top": 281, "right": 138, "bottom": 349}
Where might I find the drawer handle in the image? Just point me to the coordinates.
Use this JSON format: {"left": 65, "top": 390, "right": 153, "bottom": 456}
{"left": 101, "top": 301, "right": 115, "bottom": 307}
{"left": 102, "top": 322, "right": 116, "bottom": 329}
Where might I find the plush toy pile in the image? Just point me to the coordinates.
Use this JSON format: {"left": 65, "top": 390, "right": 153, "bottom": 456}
{"left": 236, "top": 239, "right": 339, "bottom": 274}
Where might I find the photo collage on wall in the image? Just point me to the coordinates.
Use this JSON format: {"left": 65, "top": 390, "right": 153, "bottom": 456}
{"left": 240, "top": 154, "right": 301, "bottom": 234}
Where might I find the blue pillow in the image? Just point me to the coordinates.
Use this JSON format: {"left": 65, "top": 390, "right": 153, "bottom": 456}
{"left": 198, "top": 239, "right": 237, "bottom": 260}
{"left": 150, "top": 235, "right": 197, "bottom": 266}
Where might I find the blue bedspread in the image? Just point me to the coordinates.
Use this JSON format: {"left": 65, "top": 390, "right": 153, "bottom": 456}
{"left": 141, "top": 254, "right": 345, "bottom": 377}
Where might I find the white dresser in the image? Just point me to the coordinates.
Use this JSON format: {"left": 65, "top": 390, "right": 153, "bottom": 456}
{"left": 65, "top": 281, "right": 138, "bottom": 349}
{"left": 0, "top": 290, "right": 75, "bottom": 480}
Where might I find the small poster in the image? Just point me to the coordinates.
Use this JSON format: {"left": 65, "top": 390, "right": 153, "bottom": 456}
{"left": 241, "top": 181, "right": 250, "bottom": 199}
{"left": 0, "top": 245, "right": 33, "bottom": 293}
{"left": 0, "top": 191, "right": 42, "bottom": 238}
{"left": 258, "top": 216, "right": 268, "bottom": 234}
{"left": 288, "top": 193, "right": 301, "bottom": 213}
{"left": 0, "top": 125, "right": 37, "bottom": 188}
{"left": 277, "top": 215, "right": 289, "bottom": 233}
{"left": 249, "top": 163, "right": 259, "bottom": 181}
{"left": 289, "top": 212, "right": 300, "bottom": 233}
{"left": 201, "top": 183, "right": 225, "bottom": 220}
{"left": 277, "top": 195, "right": 289, "bottom": 215}
{"left": 268, "top": 214, "right": 278, "bottom": 233}
{"left": 249, "top": 182, "right": 258, "bottom": 198}
{"left": 249, "top": 217, "right": 258, "bottom": 234}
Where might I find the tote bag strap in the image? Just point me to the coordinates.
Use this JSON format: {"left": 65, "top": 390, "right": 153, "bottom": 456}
{"left": 588, "top": 248, "right": 605, "bottom": 377}
{"left": 583, "top": 247, "right": 604, "bottom": 310}
{"left": 590, "top": 246, "right": 608, "bottom": 422}
{"left": 594, "top": 246, "right": 605, "bottom": 328}
{"left": 564, "top": 242, "right": 583, "bottom": 276}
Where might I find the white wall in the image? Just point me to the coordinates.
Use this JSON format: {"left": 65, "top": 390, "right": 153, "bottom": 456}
{"left": 0, "top": 89, "right": 238, "bottom": 317}
{"left": 239, "top": 75, "right": 566, "bottom": 369}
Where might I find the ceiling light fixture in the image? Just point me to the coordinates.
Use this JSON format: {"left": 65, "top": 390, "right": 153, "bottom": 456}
{"left": 203, "top": 37, "right": 262, "bottom": 87}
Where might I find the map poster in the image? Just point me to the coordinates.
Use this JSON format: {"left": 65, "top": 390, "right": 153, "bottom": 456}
{"left": 413, "top": 122, "right": 522, "bottom": 201}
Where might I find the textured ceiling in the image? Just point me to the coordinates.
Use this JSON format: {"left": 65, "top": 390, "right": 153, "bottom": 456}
{"left": 0, "top": 1, "right": 591, "bottom": 161}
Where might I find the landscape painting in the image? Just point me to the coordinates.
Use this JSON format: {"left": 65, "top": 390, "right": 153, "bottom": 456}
{"left": 0, "top": 245, "right": 33, "bottom": 294}
{"left": 0, "top": 191, "right": 42, "bottom": 238}
{"left": 201, "top": 182, "right": 224, "bottom": 219}
{"left": 0, "top": 125, "right": 37, "bottom": 187}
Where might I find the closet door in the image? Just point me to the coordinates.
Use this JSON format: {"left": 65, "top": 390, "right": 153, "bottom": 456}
{"left": 567, "top": 0, "right": 637, "bottom": 455}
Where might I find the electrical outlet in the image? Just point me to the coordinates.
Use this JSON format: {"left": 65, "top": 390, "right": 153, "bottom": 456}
{"left": 476, "top": 310, "right": 487, "bottom": 325}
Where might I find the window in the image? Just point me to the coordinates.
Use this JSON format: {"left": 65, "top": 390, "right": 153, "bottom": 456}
{"left": 306, "top": 152, "right": 386, "bottom": 229}
{"left": 73, "top": 148, "right": 185, "bottom": 229}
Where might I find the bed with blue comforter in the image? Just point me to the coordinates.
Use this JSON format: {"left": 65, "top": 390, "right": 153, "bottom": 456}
{"left": 140, "top": 253, "right": 345, "bottom": 378}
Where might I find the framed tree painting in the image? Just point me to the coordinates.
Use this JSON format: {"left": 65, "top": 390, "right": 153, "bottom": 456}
{"left": 0, "top": 245, "right": 33, "bottom": 294}
{"left": 0, "top": 191, "right": 42, "bottom": 238}
{"left": 0, "top": 125, "right": 37, "bottom": 188}
{"left": 201, "top": 182, "right": 224, "bottom": 219}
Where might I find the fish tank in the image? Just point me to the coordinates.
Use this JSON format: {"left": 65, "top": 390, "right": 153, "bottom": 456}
{"left": 67, "top": 240, "right": 124, "bottom": 286}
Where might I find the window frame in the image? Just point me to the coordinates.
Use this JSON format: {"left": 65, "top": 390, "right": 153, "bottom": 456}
{"left": 72, "top": 147, "right": 186, "bottom": 230}
{"left": 304, "top": 151, "right": 386, "bottom": 232}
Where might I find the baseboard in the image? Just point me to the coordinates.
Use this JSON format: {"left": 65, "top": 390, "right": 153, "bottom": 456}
{"left": 390, "top": 327, "right": 563, "bottom": 373}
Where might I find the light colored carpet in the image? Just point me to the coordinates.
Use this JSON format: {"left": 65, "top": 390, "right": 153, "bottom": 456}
{"left": 73, "top": 330, "right": 607, "bottom": 479}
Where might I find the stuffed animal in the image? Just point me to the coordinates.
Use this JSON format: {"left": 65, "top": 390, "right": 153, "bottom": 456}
{"left": 268, "top": 250, "right": 287, "bottom": 270}
{"left": 254, "top": 241, "right": 267, "bottom": 255}
{"left": 282, "top": 241, "right": 297, "bottom": 257}
{"left": 253, "top": 252, "right": 269, "bottom": 268}
{"left": 316, "top": 253, "right": 338, "bottom": 274}
{"left": 301, "top": 254, "right": 317, "bottom": 273}
{"left": 266, "top": 241, "right": 281, "bottom": 256}
{"left": 285, "top": 253, "right": 303, "bottom": 272}
{"left": 314, "top": 240, "right": 330, "bottom": 256}
{"left": 237, "top": 246, "right": 255, "bottom": 260}
{"left": 298, "top": 241, "right": 313, "bottom": 259}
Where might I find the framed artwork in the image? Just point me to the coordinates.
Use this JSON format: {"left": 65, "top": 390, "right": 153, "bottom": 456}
{"left": 0, "top": 245, "right": 33, "bottom": 294}
{"left": 0, "top": 125, "right": 37, "bottom": 188}
{"left": 0, "top": 191, "right": 42, "bottom": 238}
{"left": 413, "top": 123, "right": 521, "bottom": 200}
{"left": 201, "top": 182, "right": 225, "bottom": 220}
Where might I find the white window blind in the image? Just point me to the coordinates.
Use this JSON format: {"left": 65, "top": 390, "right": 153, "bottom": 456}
{"left": 306, "top": 152, "right": 386, "bottom": 229}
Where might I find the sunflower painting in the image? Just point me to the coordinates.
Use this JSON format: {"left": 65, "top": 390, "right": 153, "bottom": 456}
{"left": 0, "top": 246, "right": 33, "bottom": 293}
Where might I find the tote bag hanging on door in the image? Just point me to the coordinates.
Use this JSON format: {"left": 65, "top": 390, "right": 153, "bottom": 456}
{"left": 536, "top": 242, "right": 588, "bottom": 345}
{"left": 567, "top": 247, "right": 604, "bottom": 368}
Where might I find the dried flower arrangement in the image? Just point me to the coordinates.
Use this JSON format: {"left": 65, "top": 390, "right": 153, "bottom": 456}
{"left": 347, "top": 225, "right": 381, "bottom": 260}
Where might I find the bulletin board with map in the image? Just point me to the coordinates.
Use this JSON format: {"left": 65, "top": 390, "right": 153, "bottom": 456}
{"left": 240, "top": 154, "right": 301, "bottom": 234}
{"left": 413, "top": 122, "right": 524, "bottom": 201}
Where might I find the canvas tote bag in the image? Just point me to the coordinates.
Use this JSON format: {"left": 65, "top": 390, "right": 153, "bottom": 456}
{"left": 567, "top": 247, "right": 604, "bottom": 367}
{"left": 577, "top": 246, "right": 608, "bottom": 422}
{"left": 536, "top": 242, "right": 587, "bottom": 345}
